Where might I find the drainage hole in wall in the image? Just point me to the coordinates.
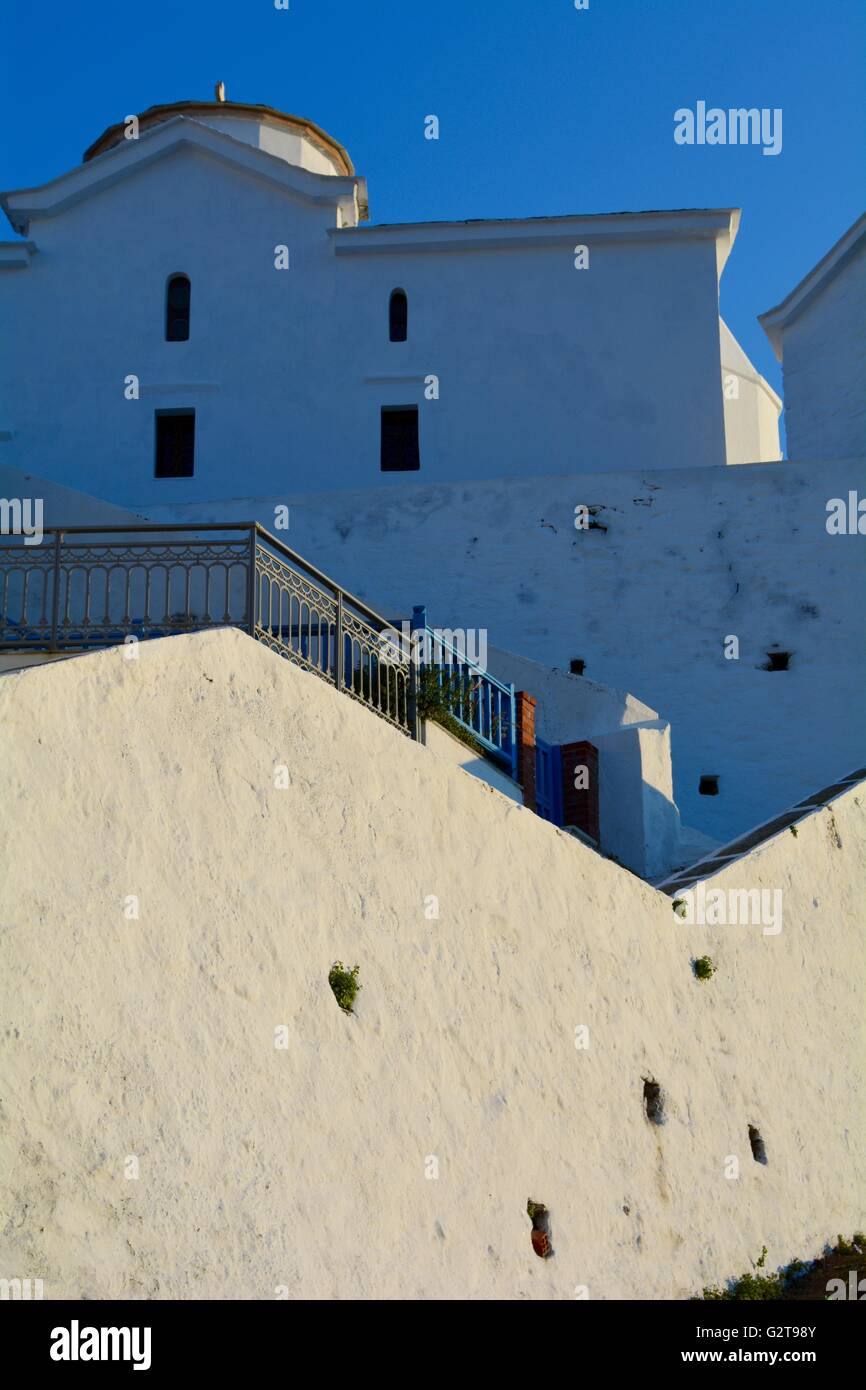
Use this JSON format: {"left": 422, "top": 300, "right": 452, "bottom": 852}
{"left": 763, "top": 651, "right": 791, "bottom": 671}
{"left": 699, "top": 775, "right": 719, "bottom": 796}
{"left": 643, "top": 1079, "right": 665, "bottom": 1125}
{"left": 748, "top": 1125, "right": 768, "bottom": 1165}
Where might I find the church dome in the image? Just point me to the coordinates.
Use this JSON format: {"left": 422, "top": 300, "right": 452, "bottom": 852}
{"left": 83, "top": 99, "right": 355, "bottom": 178}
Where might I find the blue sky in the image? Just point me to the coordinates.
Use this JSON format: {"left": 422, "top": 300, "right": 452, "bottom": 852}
{"left": 3, "top": 0, "right": 864, "bottom": 393}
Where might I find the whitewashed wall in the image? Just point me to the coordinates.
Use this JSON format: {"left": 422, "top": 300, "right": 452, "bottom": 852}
{"left": 0, "top": 630, "right": 862, "bottom": 1299}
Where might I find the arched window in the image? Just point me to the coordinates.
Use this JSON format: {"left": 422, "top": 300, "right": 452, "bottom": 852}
{"left": 389, "top": 288, "right": 408, "bottom": 342}
{"left": 166, "top": 274, "right": 191, "bottom": 342}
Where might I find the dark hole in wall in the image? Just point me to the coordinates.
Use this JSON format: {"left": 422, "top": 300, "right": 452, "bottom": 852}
{"left": 699, "top": 775, "right": 719, "bottom": 796}
{"left": 527, "top": 1200, "right": 552, "bottom": 1258}
{"left": 569, "top": 659, "right": 586, "bottom": 675}
{"left": 643, "top": 1079, "right": 665, "bottom": 1125}
{"left": 763, "top": 651, "right": 791, "bottom": 671}
{"left": 748, "top": 1125, "right": 768, "bottom": 1164}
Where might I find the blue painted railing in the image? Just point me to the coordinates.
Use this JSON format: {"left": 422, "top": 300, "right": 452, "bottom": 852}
{"left": 414, "top": 608, "right": 518, "bottom": 780}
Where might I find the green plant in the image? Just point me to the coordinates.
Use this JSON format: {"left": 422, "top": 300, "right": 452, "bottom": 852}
{"left": 693, "top": 955, "right": 716, "bottom": 982}
{"left": 416, "top": 668, "right": 486, "bottom": 754}
{"left": 328, "top": 961, "right": 361, "bottom": 1014}
{"left": 701, "top": 1247, "right": 784, "bottom": 1300}
{"left": 526, "top": 1199, "right": 547, "bottom": 1223}
{"left": 672, "top": 898, "right": 687, "bottom": 918}
{"left": 790, "top": 824, "right": 798, "bottom": 837}
{"left": 699, "top": 1237, "right": 865, "bottom": 1301}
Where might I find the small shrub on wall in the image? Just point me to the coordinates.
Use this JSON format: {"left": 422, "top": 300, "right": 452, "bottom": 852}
{"left": 328, "top": 961, "right": 361, "bottom": 1014}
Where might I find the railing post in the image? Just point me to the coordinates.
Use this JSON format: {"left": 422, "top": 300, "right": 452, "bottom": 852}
{"left": 335, "top": 589, "right": 344, "bottom": 690}
{"left": 49, "top": 530, "right": 62, "bottom": 652}
{"left": 246, "top": 525, "right": 257, "bottom": 636}
{"left": 508, "top": 683, "right": 518, "bottom": 781}
{"left": 407, "top": 652, "right": 419, "bottom": 741}
{"left": 407, "top": 604, "right": 426, "bottom": 741}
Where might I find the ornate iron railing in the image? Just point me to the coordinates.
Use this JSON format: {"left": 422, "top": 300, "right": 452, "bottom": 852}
{"left": 0, "top": 523, "right": 416, "bottom": 738}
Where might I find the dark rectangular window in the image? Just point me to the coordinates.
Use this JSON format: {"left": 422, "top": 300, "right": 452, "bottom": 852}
{"left": 380, "top": 406, "right": 420, "bottom": 472}
{"left": 155, "top": 409, "right": 195, "bottom": 478}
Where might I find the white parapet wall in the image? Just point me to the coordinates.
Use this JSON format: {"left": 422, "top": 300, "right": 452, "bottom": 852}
{"left": 594, "top": 721, "right": 683, "bottom": 880}
{"left": 0, "top": 628, "right": 862, "bottom": 1300}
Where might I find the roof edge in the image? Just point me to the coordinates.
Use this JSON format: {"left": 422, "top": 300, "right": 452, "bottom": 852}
{"left": 759, "top": 211, "right": 866, "bottom": 358}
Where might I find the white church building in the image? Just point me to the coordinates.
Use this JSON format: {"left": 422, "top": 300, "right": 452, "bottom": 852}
{"left": 0, "top": 97, "right": 781, "bottom": 507}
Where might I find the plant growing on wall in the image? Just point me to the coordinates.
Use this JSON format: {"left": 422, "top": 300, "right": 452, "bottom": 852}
{"left": 700, "top": 1236, "right": 866, "bottom": 1300}
{"left": 416, "top": 668, "right": 487, "bottom": 754}
{"left": 693, "top": 956, "right": 716, "bottom": 981}
{"left": 328, "top": 961, "right": 361, "bottom": 1014}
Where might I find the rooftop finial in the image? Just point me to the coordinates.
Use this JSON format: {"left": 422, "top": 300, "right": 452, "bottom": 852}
{"left": 215, "top": 81, "right": 226, "bottom": 103}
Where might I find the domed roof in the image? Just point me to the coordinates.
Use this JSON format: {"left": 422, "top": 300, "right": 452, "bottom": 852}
{"left": 84, "top": 100, "right": 355, "bottom": 177}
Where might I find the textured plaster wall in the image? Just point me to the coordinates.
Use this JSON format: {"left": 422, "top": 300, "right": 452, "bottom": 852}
{"left": 0, "top": 629, "right": 862, "bottom": 1300}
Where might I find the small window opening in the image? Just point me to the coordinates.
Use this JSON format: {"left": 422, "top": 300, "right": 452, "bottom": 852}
{"left": 748, "top": 1125, "right": 768, "bottom": 1165}
{"left": 699, "top": 775, "right": 719, "bottom": 796}
{"left": 763, "top": 651, "right": 791, "bottom": 671}
{"left": 166, "top": 274, "right": 191, "bottom": 341}
{"left": 643, "top": 1079, "right": 665, "bottom": 1125}
{"left": 380, "top": 406, "right": 420, "bottom": 472}
{"left": 155, "top": 409, "right": 195, "bottom": 478}
{"left": 389, "top": 289, "right": 408, "bottom": 342}
{"left": 569, "top": 659, "right": 586, "bottom": 676}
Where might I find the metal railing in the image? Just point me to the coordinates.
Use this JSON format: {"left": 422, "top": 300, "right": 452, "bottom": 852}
{"left": 420, "top": 622, "right": 518, "bottom": 779}
{"left": 0, "top": 523, "right": 416, "bottom": 738}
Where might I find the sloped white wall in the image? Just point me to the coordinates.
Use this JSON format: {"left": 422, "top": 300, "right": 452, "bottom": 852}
{"left": 0, "top": 629, "right": 862, "bottom": 1299}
